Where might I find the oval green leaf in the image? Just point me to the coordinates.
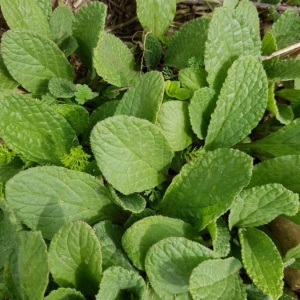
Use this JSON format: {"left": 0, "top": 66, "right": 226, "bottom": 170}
{"left": 44, "top": 288, "right": 85, "bottom": 300}
{"left": 49, "top": 221, "right": 102, "bottom": 296}
{"left": 5, "top": 166, "right": 119, "bottom": 239}
{"left": 91, "top": 115, "right": 173, "bottom": 195}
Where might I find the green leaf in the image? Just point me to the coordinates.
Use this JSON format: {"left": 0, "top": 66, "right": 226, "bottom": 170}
{"left": 75, "top": 84, "right": 97, "bottom": 104}
{"left": 49, "top": 220, "right": 102, "bottom": 296}
{"left": 275, "top": 89, "right": 300, "bottom": 102}
{"left": 90, "top": 115, "right": 173, "bottom": 195}
{"left": 261, "top": 32, "right": 277, "bottom": 56}
{"left": 165, "top": 18, "right": 210, "bottom": 69}
{"left": 271, "top": 9, "right": 300, "bottom": 49}
{"left": 115, "top": 71, "right": 164, "bottom": 123}
{"left": 207, "top": 218, "right": 231, "bottom": 258}
{"left": 93, "top": 220, "right": 135, "bottom": 271}
{"left": 145, "top": 237, "right": 215, "bottom": 299}
{"left": 33, "top": 0, "right": 52, "bottom": 21}
{"left": 107, "top": 185, "right": 146, "bottom": 213}
{"left": 52, "top": 104, "right": 89, "bottom": 136}
{"left": 122, "top": 215, "right": 200, "bottom": 271}
{"left": 0, "top": 94, "right": 78, "bottom": 165}
{"left": 48, "top": 77, "right": 76, "bottom": 98}
{"left": 205, "top": 56, "right": 268, "bottom": 150}
{"left": 178, "top": 68, "right": 207, "bottom": 92}
{"left": 189, "top": 87, "right": 216, "bottom": 140}
{"left": 73, "top": 2, "right": 107, "bottom": 70}
{"left": 248, "top": 155, "right": 300, "bottom": 194}
{"left": 283, "top": 243, "right": 300, "bottom": 270}
{"left": 124, "top": 208, "right": 156, "bottom": 229}
{"left": 144, "top": 33, "right": 162, "bottom": 71}
{"left": 160, "top": 148, "right": 252, "bottom": 230}
{"left": 5, "top": 166, "right": 119, "bottom": 239}
{"left": 136, "top": 0, "right": 176, "bottom": 37}
{"left": 239, "top": 227, "right": 283, "bottom": 299}
{"left": 1, "top": 0, "right": 50, "bottom": 37}
{"left": 0, "top": 55, "right": 18, "bottom": 91}
{"left": 245, "top": 118, "right": 300, "bottom": 157}
{"left": 143, "top": 283, "right": 164, "bottom": 300}
{"left": 96, "top": 266, "right": 145, "bottom": 300}
{"left": 156, "top": 101, "right": 194, "bottom": 151}
{"left": 94, "top": 32, "right": 140, "bottom": 87}
{"left": 223, "top": 0, "right": 238, "bottom": 9}
{"left": 266, "top": 59, "right": 300, "bottom": 81}
{"left": 164, "top": 80, "right": 191, "bottom": 100}
{"left": 189, "top": 258, "right": 246, "bottom": 300}
{"left": 2, "top": 30, "right": 74, "bottom": 94}
{"left": 205, "top": 8, "right": 261, "bottom": 93}
{"left": 229, "top": 184, "right": 299, "bottom": 229}
{"left": 50, "top": 5, "right": 75, "bottom": 54}
{"left": 44, "top": 288, "right": 85, "bottom": 300}
{"left": 4, "top": 231, "right": 48, "bottom": 300}
{"left": 0, "top": 157, "right": 24, "bottom": 184}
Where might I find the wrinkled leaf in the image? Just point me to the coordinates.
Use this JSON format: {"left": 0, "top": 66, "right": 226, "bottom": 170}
{"left": 44, "top": 288, "right": 85, "bottom": 300}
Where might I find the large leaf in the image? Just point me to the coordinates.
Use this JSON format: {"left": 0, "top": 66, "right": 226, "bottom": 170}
{"left": 93, "top": 221, "right": 134, "bottom": 272}
{"left": 205, "top": 8, "right": 261, "bottom": 93}
{"left": 5, "top": 166, "right": 119, "bottom": 239}
{"left": 1, "top": 30, "right": 74, "bottom": 94}
{"left": 205, "top": 56, "right": 268, "bottom": 150}
{"left": 160, "top": 148, "right": 252, "bottom": 230}
{"left": 115, "top": 71, "right": 164, "bottom": 123}
{"left": 239, "top": 228, "right": 283, "bottom": 299}
{"left": 156, "top": 101, "right": 194, "bottom": 151}
{"left": 229, "top": 184, "right": 299, "bottom": 229}
{"left": 44, "top": 288, "right": 85, "bottom": 300}
{"left": 0, "top": 93, "right": 78, "bottom": 165}
{"left": 122, "top": 215, "right": 200, "bottom": 271}
{"left": 94, "top": 32, "right": 140, "bottom": 87}
{"left": 73, "top": 2, "right": 107, "bottom": 70}
{"left": 4, "top": 231, "right": 48, "bottom": 300}
{"left": 189, "top": 258, "right": 246, "bottom": 300}
{"left": 248, "top": 155, "right": 300, "bottom": 194}
{"left": 245, "top": 118, "right": 300, "bottom": 157}
{"left": 145, "top": 237, "right": 215, "bottom": 299}
{"left": 90, "top": 115, "right": 173, "bottom": 195}
{"left": 136, "top": 0, "right": 176, "bottom": 37}
{"left": 49, "top": 221, "right": 102, "bottom": 296}
{"left": 165, "top": 18, "right": 210, "bottom": 69}
{"left": 1, "top": 0, "right": 50, "bottom": 37}
{"left": 96, "top": 267, "right": 145, "bottom": 300}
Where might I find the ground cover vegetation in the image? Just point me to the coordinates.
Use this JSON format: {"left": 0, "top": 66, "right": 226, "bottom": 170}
{"left": 0, "top": 0, "right": 300, "bottom": 299}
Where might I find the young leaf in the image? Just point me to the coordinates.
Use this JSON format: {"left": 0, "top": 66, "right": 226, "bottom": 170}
{"left": 266, "top": 59, "right": 300, "bottom": 82}
{"left": 179, "top": 67, "right": 208, "bottom": 92}
{"left": 261, "top": 32, "right": 277, "bottom": 56}
{"left": 44, "top": 288, "right": 85, "bottom": 300}
{"left": 1, "top": 0, "right": 50, "bottom": 37}
{"left": 0, "top": 56, "right": 18, "bottom": 91}
{"left": 205, "top": 8, "right": 261, "bottom": 93}
{"left": 239, "top": 228, "right": 283, "bottom": 299}
{"left": 90, "top": 115, "right": 173, "bottom": 195}
{"left": 122, "top": 215, "right": 200, "bottom": 271}
{"left": 271, "top": 9, "right": 300, "bottom": 49}
{"left": 155, "top": 101, "right": 194, "bottom": 151}
{"left": 49, "top": 221, "right": 102, "bottom": 296}
{"left": 229, "top": 184, "right": 299, "bottom": 229}
{"left": 189, "top": 258, "right": 246, "bottom": 300}
{"left": 94, "top": 32, "right": 140, "bottom": 87}
{"left": 189, "top": 87, "right": 216, "bottom": 140}
{"left": 136, "top": 0, "right": 176, "bottom": 37}
{"left": 115, "top": 71, "right": 164, "bottom": 123}
{"left": 205, "top": 56, "right": 268, "bottom": 150}
{"left": 96, "top": 266, "right": 145, "bottom": 300}
{"left": 74, "top": 84, "right": 98, "bottom": 104}
{"left": 165, "top": 18, "right": 210, "bottom": 69}
{"left": 5, "top": 166, "right": 120, "bottom": 239}
{"left": 93, "top": 221, "right": 135, "bottom": 272}
{"left": 143, "top": 33, "right": 162, "bottom": 70}
{"left": 207, "top": 218, "right": 231, "bottom": 258}
{"left": 2, "top": 30, "right": 74, "bottom": 94}
{"left": 248, "top": 155, "right": 300, "bottom": 194}
{"left": 245, "top": 118, "right": 300, "bottom": 157}
{"left": 73, "top": 2, "right": 107, "bottom": 70}
{"left": 145, "top": 237, "right": 215, "bottom": 299}
{"left": 4, "top": 231, "right": 48, "bottom": 300}
{"left": 160, "top": 148, "right": 252, "bottom": 230}
{"left": 0, "top": 94, "right": 78, "bottom": 165}
{"left": 284, "top": 243, "right": 300, "bottom": 270}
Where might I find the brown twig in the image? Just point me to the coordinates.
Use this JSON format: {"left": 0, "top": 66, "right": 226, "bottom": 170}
{"left": 262, "top": 41, "right": 300, "bottom": 60}
{"left": 181, "top": 0, "right": 300, "bottom": 13}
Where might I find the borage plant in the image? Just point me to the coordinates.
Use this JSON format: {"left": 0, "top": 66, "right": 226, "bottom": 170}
{"left": 0, "top": 0, "right": 300, "bottom": 299}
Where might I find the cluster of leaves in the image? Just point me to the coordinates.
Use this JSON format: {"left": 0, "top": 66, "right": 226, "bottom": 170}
{"left": 1, "top": 0, "right": 300, "bottom": 299}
